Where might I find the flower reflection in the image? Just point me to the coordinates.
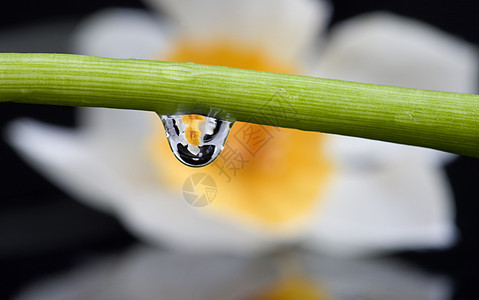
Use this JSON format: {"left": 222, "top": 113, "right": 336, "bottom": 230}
{"left": 14, "top": 246, "right": 451, "bottom": 300}
{"left": 7, "top": 0, "right": 478, "bottom": 256}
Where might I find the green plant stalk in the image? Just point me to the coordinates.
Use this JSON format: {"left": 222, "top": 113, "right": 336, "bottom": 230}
{"left": 1, "top": 53, "right": 479, "bottom": 157}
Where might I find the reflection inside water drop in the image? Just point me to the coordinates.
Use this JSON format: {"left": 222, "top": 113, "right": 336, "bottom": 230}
{"left": 160, "top": 114, "right": 233, "bottom": 167}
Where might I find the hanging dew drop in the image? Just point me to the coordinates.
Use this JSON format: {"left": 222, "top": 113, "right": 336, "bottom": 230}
{"left": 160, "top": 113, "right": 233, "bottom": 167}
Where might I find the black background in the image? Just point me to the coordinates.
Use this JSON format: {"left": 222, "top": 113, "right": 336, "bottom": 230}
{"left": 1, "top": 0, "right": 479, "bottom": 299}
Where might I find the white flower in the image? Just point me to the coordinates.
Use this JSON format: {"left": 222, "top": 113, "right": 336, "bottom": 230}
{"left": 8, "top": 0, "right": 478, "bottom": 256}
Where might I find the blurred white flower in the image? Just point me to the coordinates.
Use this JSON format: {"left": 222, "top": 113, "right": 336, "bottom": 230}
{"left": 8, "top": 0, "right": 478, "bottom": 256}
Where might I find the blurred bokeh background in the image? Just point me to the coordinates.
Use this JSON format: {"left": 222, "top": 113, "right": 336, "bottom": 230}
{"left": 1, "top": 0, "right": 479, "bottom": 299}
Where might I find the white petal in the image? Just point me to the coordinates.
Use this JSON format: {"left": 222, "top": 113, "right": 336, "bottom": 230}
{"left": 6, "top": 117, "right": 295, "bottom": 254}
{"left": 115, "top": 186, "right": 297, "bottom": 254}
{"left": 306, "top": 13, "right": 466, "bottom": 256}
{"left": 78, "top": 108, "right": 155, "bottom": 150}
{"left": 317, "top": 13, "right": 478, "bottom": 93}
{"left": 325, "top": 136, "right": 455, "bottom": 169}
{"left": 306, "top": 158, "right": 456, "bottom": 256}
{"left": 6, "top": 119, "right": 129, "bottom": 211}
{"left": 72, "top": 8, "right": 170, "bottom": 59}
{"left": 76, "top": 108, "right": 164, "bottom": 188}
{"left": 147, "top": 0, "right": 331, "bottom": 62}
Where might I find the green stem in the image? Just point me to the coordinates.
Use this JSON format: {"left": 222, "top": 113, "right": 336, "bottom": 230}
{"left": 1, "top": 53, "right": 479, "bottom": 157}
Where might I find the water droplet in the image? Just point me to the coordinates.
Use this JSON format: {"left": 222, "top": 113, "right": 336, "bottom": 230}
{"left": 160, "top": 114, "right": 233, "bottom": 167}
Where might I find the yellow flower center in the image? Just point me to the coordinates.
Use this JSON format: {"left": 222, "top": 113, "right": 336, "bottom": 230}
{"left": 251, "top": 277, "right": 331, "bottom": 300}
{"left": 182, "top": 114, "right": 205, "bottom": 146}
{"left": 150, "top": 39, "right": 331, "bottom": 229}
